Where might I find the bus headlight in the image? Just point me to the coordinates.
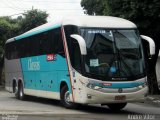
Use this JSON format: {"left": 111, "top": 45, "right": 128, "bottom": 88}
{"left": 86, "top": 83, "right": 102, "bottom": 90}
{"left": 138, "top": 82, "right": 147, "bottom": 89}
{"left": 138, "top": 85, "right": 143, "bottom": 89}
{"left": 79, "top": 79, "right": 102, "bottom": 90}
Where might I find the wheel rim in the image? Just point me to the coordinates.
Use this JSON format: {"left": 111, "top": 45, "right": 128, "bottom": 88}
{"left": 64, "top": 91, "right": 71, "bottom": 105}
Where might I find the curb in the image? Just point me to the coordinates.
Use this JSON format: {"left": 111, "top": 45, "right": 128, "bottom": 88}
{"left": 146, "top": 96, "right": 160, "bottom": 107}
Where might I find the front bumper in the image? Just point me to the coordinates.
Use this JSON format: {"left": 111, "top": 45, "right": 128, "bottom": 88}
{"left": 79, "top": 86, "right": 148, "bottom": 104}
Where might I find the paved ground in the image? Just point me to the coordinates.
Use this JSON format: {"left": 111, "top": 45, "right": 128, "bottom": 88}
{"left": 0, "top": 89, "right": 160, "bottom": 120}
{"left": 0, "top": 86, "right": 4, "bottom": 91}
{"left": 147, "top": 95, "right": 160, "bottom": 107}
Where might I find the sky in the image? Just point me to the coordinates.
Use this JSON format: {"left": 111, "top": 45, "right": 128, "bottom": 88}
{"left": 0, "top": 0, "right": 85, "bottom": 21}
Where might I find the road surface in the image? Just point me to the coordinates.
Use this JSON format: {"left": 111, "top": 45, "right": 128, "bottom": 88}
{"left": 0, "top": 90, "right": 160, "bottom": 120}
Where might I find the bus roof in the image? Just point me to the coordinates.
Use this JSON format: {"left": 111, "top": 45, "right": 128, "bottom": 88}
{"left": 63, "top": 16, "right": 137, "bottom": 28}
{"left": 7, "top": 16, "right": 137, "bottom": 43}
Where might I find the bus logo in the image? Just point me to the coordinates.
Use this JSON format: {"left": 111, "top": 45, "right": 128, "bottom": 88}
{"left": 47, "top": 54, "right": 56, "bottom": 61}
{"left": 28, "top": 59, "right": 40, "bottom": 71}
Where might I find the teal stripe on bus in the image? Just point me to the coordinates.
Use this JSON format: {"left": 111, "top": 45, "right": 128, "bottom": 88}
{"left": 102, "top": 82, "right": 145, "bottom": 89}
{"left": 92, "top": 81, "right": 146, "bottom": 89}
{"left": 15, "top": 24, "right": 61, "bottom": 40}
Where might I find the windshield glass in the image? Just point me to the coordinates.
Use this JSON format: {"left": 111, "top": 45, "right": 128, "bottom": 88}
{"left": 80, "top": 28, "right": 145, "bottom": 81}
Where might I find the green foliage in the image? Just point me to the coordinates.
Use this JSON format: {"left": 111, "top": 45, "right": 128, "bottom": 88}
{"left": 0, "top": 17, "right": 20, "bottom": 55}
{"left": 107, "top": 0, "right": 160, "bottom": 44}
{"left": 0, "top": 9, "right": 48, "bottom": 56}
{"left": 0, "top": 9, "right": 48, "bottom": 85}
{"left": 0, "top": 18, "right": 12, "bottom": 37}
{"left": 20, "top": 9, "right": 48, "bottom": 33}
{"left": 81, "top": 0, "right": 108, "bottom": 15}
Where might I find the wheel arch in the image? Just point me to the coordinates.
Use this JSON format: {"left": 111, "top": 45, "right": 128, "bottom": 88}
{"left": 59, "top": 81, "right": 77, "bottom": 108}
{"left": 60, "top": 81, "right": 68, "bottom": 92}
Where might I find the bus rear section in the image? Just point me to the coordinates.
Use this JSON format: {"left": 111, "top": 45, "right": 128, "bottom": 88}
{"left": 4, "top": 26, "right": 73, "bottom": 106}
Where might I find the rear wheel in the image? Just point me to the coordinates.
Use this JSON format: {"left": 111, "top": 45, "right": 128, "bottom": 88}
{"left": 60, "top": 85, "right": 77, "bottom": 109}
{"left": 107, "top": 103, "right": 127, "bottom": 111}
{"left": 17, "top": 82, "right": 26, "bottom": 100}
{"left": 14, "top": 83, "right": 19, "bottom": 99}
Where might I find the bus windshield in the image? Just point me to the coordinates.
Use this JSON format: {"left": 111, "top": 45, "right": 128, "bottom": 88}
{"left": 80, "top": 28, "right": 146, "bottom": 81}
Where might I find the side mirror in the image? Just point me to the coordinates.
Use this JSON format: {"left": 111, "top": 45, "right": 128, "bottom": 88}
{"left": 141, "top": 35, "right": 155, "bottom": 55}
{"left": 70, "top": 34, "right": 87, "bottom": 55}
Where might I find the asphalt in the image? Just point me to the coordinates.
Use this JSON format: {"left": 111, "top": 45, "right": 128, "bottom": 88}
{"left": 0, "top": 85, "right": 4, "bottom": 91}
{"left": 146, "top": 95, "right": 160, "bottom": 107}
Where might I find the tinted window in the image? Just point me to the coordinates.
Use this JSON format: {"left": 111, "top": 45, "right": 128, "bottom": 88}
{"left": 5, "top": 27, "right": 65, "bottom": 60}
{"left": 64, "top": 25, "right": 82, "bottom": 72}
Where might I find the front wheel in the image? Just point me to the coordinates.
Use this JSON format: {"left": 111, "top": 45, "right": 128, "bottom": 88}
{"left": 60, "top": 85, "right": 77, "bottom": 109}
{"left": 107, "top": 103, "right": 127, "bottom": 111}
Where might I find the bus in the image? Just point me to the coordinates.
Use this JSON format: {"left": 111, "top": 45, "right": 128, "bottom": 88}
{"left": 4, "top": 16, "right": 155, "bottom": 110}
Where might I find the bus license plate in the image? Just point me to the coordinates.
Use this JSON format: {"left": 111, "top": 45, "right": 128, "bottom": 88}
{"left": 115, "top": 95, "right": 126, "bottom": 100}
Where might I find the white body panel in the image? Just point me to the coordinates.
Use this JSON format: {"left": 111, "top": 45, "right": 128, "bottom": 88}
{"left": 141, "top": 35, "right": 155, "bottom": 55}
{"left": 24, "top": 89, "right": 60, "bottom": 100}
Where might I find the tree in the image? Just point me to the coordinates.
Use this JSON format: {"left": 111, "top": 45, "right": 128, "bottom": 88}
{"left": 0, "top": 17, "right": 20, "bottom": 54}
{"left": 81, "top": 0, "right": 107, "bottom": 15}
{"left": 0, "top": 17, "right": 20, "bottom": 85}
{"left": 0, "top": 9, "right": 48, "bottom": 85}
{"left": 0, "top": 18, "right": 12, "bottom": 84}
{"left": 81, "top": 0, "right": 160, "bottom": 94}
{"left": 0, "top": 18, "right": 11, "bottom": 49}
{"left": 19, "top": 9, "right": 48, "bottom": 33}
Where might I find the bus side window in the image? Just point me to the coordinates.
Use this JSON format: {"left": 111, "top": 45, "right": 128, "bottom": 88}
{"left": 10, "top": 42, "right": 18, "bottom": 59}
{"left": 5, "top": 43, "right": 10, "bottom": 59}
{"left": 38, "top": 32, "right": 49, "bottom": 55}
{"left": 64, "top": 25, "right": 81, "bottom": 72}
{"left": 52, "top": 28, "right": 65, "bottom": 57}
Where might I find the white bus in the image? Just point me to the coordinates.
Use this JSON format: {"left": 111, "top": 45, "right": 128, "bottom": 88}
{"left": 5, "top": 16, "right": 155, "bottom": 110}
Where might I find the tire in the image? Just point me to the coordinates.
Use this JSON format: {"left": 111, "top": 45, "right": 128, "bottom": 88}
{"left": 60, "top": 85, "right": 77, "bottom": 109}
{"left": 107, "top": 103, "right": 127, "bottom": 111}
{"left": 14, "top": 83, "right": 19, "bottom": 99}
{"left": 17, "top": 82, "right": 26, "bottom": 100}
